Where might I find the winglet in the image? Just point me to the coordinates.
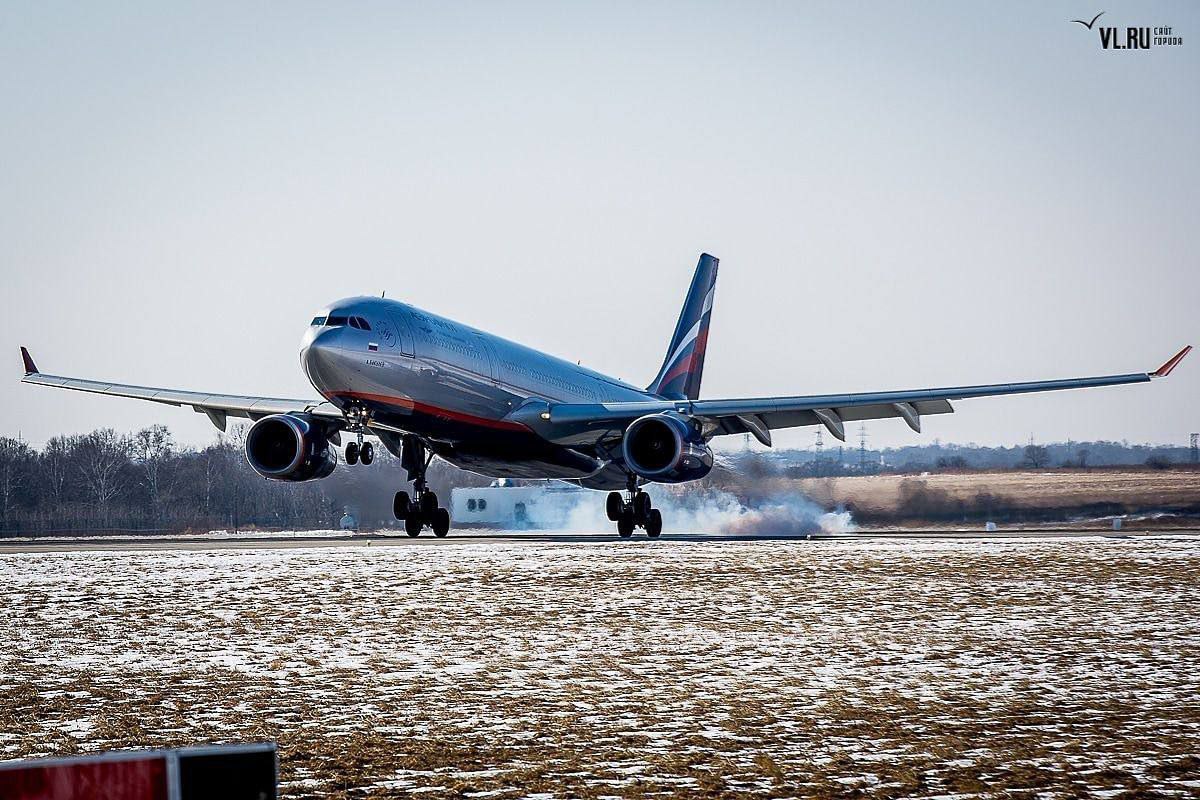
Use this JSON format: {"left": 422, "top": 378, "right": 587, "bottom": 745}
{"left": 20, "top": 347, "right": 38, "bottom": 375}
{"left": 1151, "top": 345, "right": 1191, "bottom": 378}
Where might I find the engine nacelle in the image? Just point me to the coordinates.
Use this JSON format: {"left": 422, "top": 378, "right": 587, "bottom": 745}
{"left": 245, "top": 414, "right": 337, "bottom": 482}
{"left": 622, "top": 412, "right": 713, "bottom": 483}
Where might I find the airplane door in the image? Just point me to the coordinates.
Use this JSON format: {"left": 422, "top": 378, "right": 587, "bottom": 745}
{"left": 389, "top": 314, "right": 416, "bottom": 357}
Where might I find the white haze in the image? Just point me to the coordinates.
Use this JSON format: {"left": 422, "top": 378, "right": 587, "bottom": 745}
{"left": 522, "top": 486, "right": 856, "bottom": 536}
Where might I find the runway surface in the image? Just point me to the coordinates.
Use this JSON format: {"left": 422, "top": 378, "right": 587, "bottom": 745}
{"left": 0, "top": 528, "right": 1196, "bottom": 553}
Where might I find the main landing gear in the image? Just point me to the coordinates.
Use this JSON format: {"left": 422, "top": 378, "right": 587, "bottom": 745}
{"left": 392, "top": 435, "right": 450, "bottom": 537}
{"left": 606, "top": 476, "right": 662, "bottom": 539}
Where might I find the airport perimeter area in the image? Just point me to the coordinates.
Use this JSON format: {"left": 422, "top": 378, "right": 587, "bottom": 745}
{"left": 2, "top": 535, "right": 1198, "bottom": 798}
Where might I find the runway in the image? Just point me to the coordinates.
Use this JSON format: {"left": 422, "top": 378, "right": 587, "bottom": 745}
{"left": 1, "top": 528, "right": 1195, "bottom": 553}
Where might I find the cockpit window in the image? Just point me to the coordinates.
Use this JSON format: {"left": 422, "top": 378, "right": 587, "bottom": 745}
{"left": 356, "top": 317, "right": 371, "bottom": 331}
{"left": 326, "top": 315, "right": 349, "bottom": 327}
{"left": 349, "top": 317, "right": 361, "bottom": 329}
{"left": 311, "top": 316, "right": 326, "bottom": 326}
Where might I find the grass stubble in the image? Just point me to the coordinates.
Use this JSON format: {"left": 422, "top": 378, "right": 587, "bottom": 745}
{"left": 1, "top": 537, "right": 1198, "bottom": 798}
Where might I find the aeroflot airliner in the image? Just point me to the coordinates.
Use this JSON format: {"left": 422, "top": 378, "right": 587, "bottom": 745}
{"left": 20, "top": 254, "right": 1191, "bottom": 537}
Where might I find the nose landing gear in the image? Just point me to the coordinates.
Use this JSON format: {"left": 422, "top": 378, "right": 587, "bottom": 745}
{"left": 343, "top": 405, "right": 374, "bottom": 466}
{"left": 607, "top": 476, "right": 662, "bottom": 538}
{"left": 345, "top": 440, "right": 373, "bottom": 466}
{"left": 392, "top": 434, "right": 451, "bottom": 537}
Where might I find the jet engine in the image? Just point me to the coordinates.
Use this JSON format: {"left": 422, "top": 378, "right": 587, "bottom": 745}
{"left": 245, "top": 414, "right": 338, "bottom": 482}
{"left": 622, "top": 412, "right": 713, "bottom": 483}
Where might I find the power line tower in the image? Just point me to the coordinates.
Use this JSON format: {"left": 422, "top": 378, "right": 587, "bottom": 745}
{"left": 814, "top": 430, "right": 824, "bottom": 475}
{"left": 858, "top": 424, "right": 868, "bottom": 472}
{"left": 1191, "top": 433, "right": 1198, "bottom": 464}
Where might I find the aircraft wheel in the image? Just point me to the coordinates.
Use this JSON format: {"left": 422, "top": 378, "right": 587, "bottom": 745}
{"left": 606, "top": 492, "right": 623, "bottom": 521}
{"left": 420, "top": 491, "right": 438, "bottom": 517}
{"left": 432, "top": 508, "right": 450, "bottom": 537}
{"left": 393, "top": 492, "right": 411, "bottom": 520}
{"left": 405, "top": 515, "right": 423, "bottom": 537}
{"left": 645, "top": 509, "right": 663, "bottom": 538}
{"left": 617, "top": 507, "right": 635, "bottom": 538}
{"left": 360, "top": 441, "right": 374, "bottom": 465}
{"left": 633, "top": 491, "right": 652, "bottom": 522}
{"left": 346, "top": 441, "right": 359, "bottom": 465}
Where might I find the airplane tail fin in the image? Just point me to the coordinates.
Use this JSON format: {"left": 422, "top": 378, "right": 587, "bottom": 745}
{"left": 646, "top": 253, "right": 719, "bottom": 400}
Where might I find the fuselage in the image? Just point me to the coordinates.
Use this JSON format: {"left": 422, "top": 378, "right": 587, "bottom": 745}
{"left": 299, "top": 296, "right": 653, "bottom": 487}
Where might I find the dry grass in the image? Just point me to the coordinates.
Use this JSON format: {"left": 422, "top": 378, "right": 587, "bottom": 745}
{"left": 2, "top": 537, "right": 1199, "bottom": 798}
{"left": 791, "top": 469, "right": 1200, "bottom": 521}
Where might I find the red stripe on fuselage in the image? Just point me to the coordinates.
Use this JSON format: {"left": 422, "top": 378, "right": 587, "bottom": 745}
{"left": 330, "top": 391, "right": 530, "bottom": 431}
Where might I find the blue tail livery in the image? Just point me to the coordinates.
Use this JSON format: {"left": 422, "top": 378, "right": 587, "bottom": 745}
{"left": 647, "top": 253, "right": 719, "bottom": 400}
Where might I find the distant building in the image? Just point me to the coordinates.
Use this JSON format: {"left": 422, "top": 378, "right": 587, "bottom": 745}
{"left": 450, "top": 480, "right": 592, "bottom": 528}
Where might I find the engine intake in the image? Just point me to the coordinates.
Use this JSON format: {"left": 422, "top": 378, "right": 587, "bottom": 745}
{"left": 622, "top": 412, "right": 713, "bottom": 483}
{"left": 245, "top": 414, "right": 337, "bottom": 482}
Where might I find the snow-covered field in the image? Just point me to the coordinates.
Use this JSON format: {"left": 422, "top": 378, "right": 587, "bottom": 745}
{"left": 2, "top": 536, "right": 1198, "bottom": 798}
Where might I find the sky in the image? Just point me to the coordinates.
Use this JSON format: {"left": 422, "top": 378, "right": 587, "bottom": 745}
{"left": 2, "top": 1, "right": 1197, "bottom": 454}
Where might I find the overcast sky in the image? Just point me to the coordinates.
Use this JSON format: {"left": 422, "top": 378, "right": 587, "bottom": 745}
{"left": 2, "top": 1, "right": 1197, "bottom": 454}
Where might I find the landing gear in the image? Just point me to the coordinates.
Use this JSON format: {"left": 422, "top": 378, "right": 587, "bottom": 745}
{"left": 343, "top": 405, "right": 373, "bottom": 466}
{"left": 645, "top": 508, "right": 663, "bottom": 538}
{"left": 617, "top": 506, "right": 635, "bottom": 537}
{"left": 393, "top": 491, "right": 411, "bottom": 520}
{"left": 431, "top": 508, "right": 450, "bottom": 537}
{"left": 633, "top": 491, "right": 652, "bottom": 521}
{"left": 611, "top": 476, "right": 662, "bottom": 538}
{"left": 393, "top": 435, "right": 451, "bottom": 537}
{"left": 345, "top": 440, "right": 373, "bottom": 465}
{"left": 606, "top": 492, "right": 623, "bottom": 521}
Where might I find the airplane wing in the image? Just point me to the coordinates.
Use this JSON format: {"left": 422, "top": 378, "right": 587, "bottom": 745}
{"left": 512, "top": 346, "right": 1192, "bottom": 446}
{"left": 19, "top": 347, "right": 343, "bottom": 433}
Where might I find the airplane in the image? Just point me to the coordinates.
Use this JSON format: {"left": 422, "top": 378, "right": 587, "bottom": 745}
{"left": 19, "top": 253, "right": 1191, "bottom": 538}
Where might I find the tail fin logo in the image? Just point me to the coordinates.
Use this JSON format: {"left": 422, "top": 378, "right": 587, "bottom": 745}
{"left": 647, "top": 254, "right": 719, "bottom": 400}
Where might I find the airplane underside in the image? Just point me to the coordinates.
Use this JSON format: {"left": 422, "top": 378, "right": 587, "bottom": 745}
{"left": 373, "top": 409, "right": 630, "bottom": 490}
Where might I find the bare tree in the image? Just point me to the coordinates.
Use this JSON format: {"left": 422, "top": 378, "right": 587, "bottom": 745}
{"left": 76, "top": 429, "right": 131, "bottom": 523}
{"left": 1022, "top": 443, "right": 1051, "bottom": 469}
{"left": 40, "top": 435, "right": 76, "bottom": 507}
{"left": 201, "top": 439, "right": 222, "bottom": 516}
{"left": 0, "top": 437, "right": 33, "bottom": 528}
{"left": 134, "top": 425, "right": 175, "bottom": 521}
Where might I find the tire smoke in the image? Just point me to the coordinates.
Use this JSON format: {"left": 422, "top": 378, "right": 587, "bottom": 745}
{"left": 547, "top": 486, "right": 855, "bottom": 535}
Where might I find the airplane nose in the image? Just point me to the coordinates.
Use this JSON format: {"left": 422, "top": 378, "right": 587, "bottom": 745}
{"left": 300, "top": 328, "right": 341, "bottom": 393}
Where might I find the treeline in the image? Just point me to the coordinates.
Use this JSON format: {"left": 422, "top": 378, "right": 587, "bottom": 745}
{"left": 0, "top": 425, "right": 487, "bottom": 536}
{"left": 876, "top": 439, "right": 1196, "bottom": 471}
{"left": 733, "top": 438, "right": 1198, "bottom": 477}
{"left": 3, "top": 423, "right": 1195, "bottom": 535}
